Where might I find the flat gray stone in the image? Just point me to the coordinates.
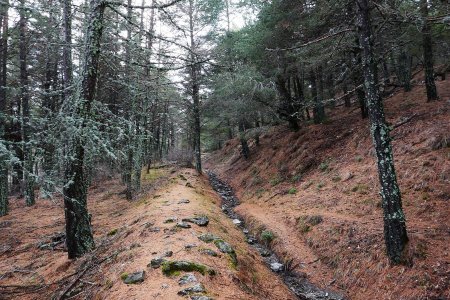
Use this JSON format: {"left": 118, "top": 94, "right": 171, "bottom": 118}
{"left": 178, "top": 283, "right": 205, "bottom": 296}
{"left": 178, "top": 273, "right": 197, "bottom": 285}
{"left": 199, "top": 249, "right": 218, "bottom": 257}
{"left": 183, "top": 216, "right": 209, "bottom": 227}
{"left": 191, "top": 296, "right": 214, "bottom": 300}
{"left": 148, "top": 257, "right": 166, "bottom": 269}
{"left": 198, "top": 233, "right": 219, "bottom": 243}
{"left": 122, "top": 270, "right": 145, "bottom": 284}
{"left": 164, "top": 217, "right": 178, "bottom": 223}
{"left": 214, "top": 240, "right": 234, "bottom": 254}
{"left": 176, "top": 222, "right": 192, "bottom": 229}
{"left": 163, "top": 250, "right": 173, "bottom": 257}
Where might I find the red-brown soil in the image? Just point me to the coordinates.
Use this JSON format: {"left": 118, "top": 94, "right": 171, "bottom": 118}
{"left": 205, "top": 77, "right": 450, "bottom": 300}
{"left": 0, "top": 168, "right": 294, "bottom": 299}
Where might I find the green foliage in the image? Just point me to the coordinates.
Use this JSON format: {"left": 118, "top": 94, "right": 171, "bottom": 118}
{"left": 287, "top": 187, "right": 297, "bottom": 194}
{"left": 351, "top": 184, "right": 369, "bottom": 195}
{"left": 260, "top": 230, "right": 275, "bottom": 245}
{"left": 107, "top": 228, "right": 118, "bottom": 236}
{"left": 318, "top": 161, "right": 329, "bottom": 172}
{"left": 316, "top": 182, "right": 325, "bottom": 190}
{"left": 269, "top": 175, "right": 283, "bottom": 186}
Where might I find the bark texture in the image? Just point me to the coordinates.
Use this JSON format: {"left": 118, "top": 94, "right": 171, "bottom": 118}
{"left": 420, "top": 0, "right": 438, "bottom": 101}
{"left": 357, "top": 0, "right": 408, "bottom": 264}
{"left": 64, "top": 0, "right": 106, "bottom": 259}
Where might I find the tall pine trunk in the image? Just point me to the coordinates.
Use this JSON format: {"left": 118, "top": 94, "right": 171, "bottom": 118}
{"left": 188, "top": 0, "right": 201, "bottom": 173}
{"left": 63, "top": 0, "right": 105, "bottom": 259}
{"left": 357, "top": 0, "right": 408, "bottom": 264}
{"left": 19, "top": 0, "right": 35, "bottom": 206}
{"left": 310, "top": 69, "right": 324, "bottom": 124}
{"left": 0, "top": 1, "right": 9, "bottom": 216}
{"left": 63, "top": 0, "right": 73, "bottom": 99}
{"left": 420, "top": 0, "right": 438, "bottom": 101}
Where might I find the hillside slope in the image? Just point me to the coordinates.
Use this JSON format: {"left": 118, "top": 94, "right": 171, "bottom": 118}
{"left": 205, "top": 77, "right": 450, "bottom": 300}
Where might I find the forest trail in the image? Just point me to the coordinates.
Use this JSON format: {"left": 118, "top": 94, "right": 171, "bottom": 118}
{"left": 0, "top": 167, "right": 297, "bottom": 299}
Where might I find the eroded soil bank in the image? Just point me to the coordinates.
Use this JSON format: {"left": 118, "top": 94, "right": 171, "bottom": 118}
{"left": 207, "top": 170, "right": 345, "bottom": 300}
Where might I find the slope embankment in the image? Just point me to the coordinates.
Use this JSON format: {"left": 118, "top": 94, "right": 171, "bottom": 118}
{"left": 205, "top": 77, "right": 450, "bottom": 300}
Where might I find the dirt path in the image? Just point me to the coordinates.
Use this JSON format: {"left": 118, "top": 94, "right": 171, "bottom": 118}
{"left": 0, "top": 167, "right": 295, "bottom": 300}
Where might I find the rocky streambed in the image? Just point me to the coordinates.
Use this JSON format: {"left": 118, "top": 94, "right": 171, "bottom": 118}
{"left": 207, "top": 171, "right": 345, "bottom": 300}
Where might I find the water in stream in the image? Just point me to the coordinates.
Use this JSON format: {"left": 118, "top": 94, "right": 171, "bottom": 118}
{"left": 207, "top": 171, "right": 345, "bottom": 300}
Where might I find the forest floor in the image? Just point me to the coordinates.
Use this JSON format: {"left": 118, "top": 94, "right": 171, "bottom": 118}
{"left": 0, "top": 168, "right": 295, "bottom": 300}
{"left": 205, "top": 76, "right": 450, "bottom": 300}
{"left": 0, "top": 74, "right": 449, "bottom": 300}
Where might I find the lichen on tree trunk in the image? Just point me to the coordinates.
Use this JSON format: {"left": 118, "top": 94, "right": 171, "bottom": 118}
{"left": 357, "top": 0, "right": 408, "bottom": 264}
{"left": 63, "top": 0, "right": 105, "bottom": 259}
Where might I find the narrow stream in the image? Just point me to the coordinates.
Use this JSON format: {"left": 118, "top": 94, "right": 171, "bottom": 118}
{"left": 207, "top": 171, "right": 345, "bottom": 300}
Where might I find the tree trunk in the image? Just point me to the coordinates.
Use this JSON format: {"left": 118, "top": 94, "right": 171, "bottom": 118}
{"left": 396, "top": 49, "right": 412, "bottom": 92}
{"left": 275, "top": 74, "right": 299, "bottom": 130}
{"left": 310, "top": 69, "right": 325, "bottom": 124}
{"left": 63, "top": 0, "right": 105, "bottom": 259}
{"left": 19, "top": 0, "right": 35, "bottom": 206}
{"left": 357, "top": 0, "right": 408, "bottom": 264}
{"left": 188, "top": 0, "right": 202, "bottom": 173}
{"left": 343, "top": 80, "right": 351, "bottom": 108}
{"left": 62, "top": 0, "right": 73, "bottom": 99}
{"left": 351, "top": 53, "right": 368, "bottom": 119}
{"left": 420, "top": 0, "right": 438, "bottom": 101}
{"left": 0, "top": 1, "right": 9, "bottom": 216}
{"left": 238, "top": 121, "right": 249, "bottom": 159}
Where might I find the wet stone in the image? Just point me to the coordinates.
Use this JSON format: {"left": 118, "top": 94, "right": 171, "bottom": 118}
{"left": 122, "top": 270, "right": 145, "bottom": 284}
{"left": 177, "top": 283, "right": 206, "bottom": 296}
{"left": 178, "top": 273, "right": 197, "bottom": 285}
{"left": 183, "top": 216, "right": 209, "bottom": 227}
{"left": 198, "top": 233, "right": 220, "bottom": 243}
{"left": 148, "top": 257, "right": 167, "bottom": 269}
{"left": 270, "top": 262, "right": 284, "bottom": 272}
